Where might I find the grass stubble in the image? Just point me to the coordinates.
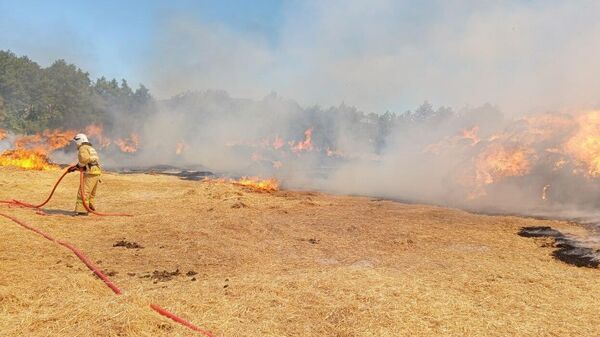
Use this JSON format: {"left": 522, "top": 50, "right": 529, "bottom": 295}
{"left": 0, "top": 167, "right": 599, "bottom": 336}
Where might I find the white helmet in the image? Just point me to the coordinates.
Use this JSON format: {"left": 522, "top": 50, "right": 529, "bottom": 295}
{"left": 73, "top": 133, "right": 89, "bottom": 146}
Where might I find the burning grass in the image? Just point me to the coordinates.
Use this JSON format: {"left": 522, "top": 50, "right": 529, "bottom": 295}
{"left": 114, "top": 133, "right": 140, "bottom": 153}
{"left": 0, "top": 125, "right": 141, "bottom": 169}
{"left": 204, "top": 176, "right": 280, "bottom": 192}
{"left": 0, "top": 149, "right": 58, "bottom": 170}
{"left": 232, "top": 176, "right": 279, "bottom": 192}
{"left": 1, "top": 167, "right": 600, "bottom": 336}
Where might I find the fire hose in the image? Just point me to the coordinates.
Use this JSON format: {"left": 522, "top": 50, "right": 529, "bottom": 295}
{"left": 0, "top": 167, "right": 216, "bottom": 336}
{"left": 0, "top": 211, "right": 123, "bottom": 294}
{"left": 0, "top": 168, "right": 70, "bottom": 208}
{"left": 1, "top": 166, "right": 132, "bottom": 217}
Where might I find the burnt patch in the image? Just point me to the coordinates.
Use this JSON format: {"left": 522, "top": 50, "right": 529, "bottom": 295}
{"left": 517, "top": 226, "right": 562, "bottom": 238}
{"left": 117, "top": 165, "right": 213, "bottom": 181}
{"left": 140, "top": 269, "right": 181, "bottom": 282}
{"left": 171, "top": 171, "right": 214, "bottom": 181}
{"left": 299, "top": 238, "right": 320, "bottom": 244}
{"left": 553, "top": 240, "right": 600, "bottom": 268}
{"left": 158, "top": 323, "right": 174, "bottom": 332}
{"left": 113, "top": 240, "right": 144, "bottom": 249}
{"left": 519, "top": 226, "right": 600, "bottom": 268}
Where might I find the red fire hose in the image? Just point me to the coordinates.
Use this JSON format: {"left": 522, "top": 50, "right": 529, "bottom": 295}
{"left": 1, "top": 166, "right": 132, "bottom": 217}
{"left": 75, "top": 167, "right": 133, "bottom": 217}
{"left": 0, "top": 211, "right": 122, "bottom": 294}
{"left": 151, "top": 304, "right": 217, "bottom": 337}
{"left": 0, "top": 168, "right": 216, "bottom": 336}
{"left": 59, "top": 240, "right": 123, "bottom": 295}
{"left": 1, "top": 169, "right": 71, "bottom": 208}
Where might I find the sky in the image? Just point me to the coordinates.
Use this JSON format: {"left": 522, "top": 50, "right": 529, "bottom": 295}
{"left": 0, "top": 0, "right": 283, "bottom": 84}
{"left": 2, "top": 0, "right": 600, "bottom": 114}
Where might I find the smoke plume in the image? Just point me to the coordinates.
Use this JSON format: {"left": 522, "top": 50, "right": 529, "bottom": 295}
{"left": 4, "top": 1, "right": 600, "bottom": 227}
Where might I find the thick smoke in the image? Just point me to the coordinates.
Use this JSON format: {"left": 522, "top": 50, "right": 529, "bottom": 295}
{"left": 117, "top": 1, "right": 600, "bottom": 222}
{"left": 5, "top": 1, "right": 600, "bottom": 237}
{"left": 144, "top": 1, "right": 600, "bottom": 115}
{"left": 81, "top": 92, "right": 597, "bottom": 220}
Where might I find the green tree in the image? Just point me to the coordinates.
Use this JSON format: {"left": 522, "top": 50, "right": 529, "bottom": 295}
{"left": 45, "top": 59, "right": 94, "bottom": 128}
{"left": 0, "top": 50, "right": 155, "bottom": 133}
{"left": 0, "top": 50, "right": 47, "bottom": 131}
{"left": 0, "top": 95, "right": 5, "bottom": 127}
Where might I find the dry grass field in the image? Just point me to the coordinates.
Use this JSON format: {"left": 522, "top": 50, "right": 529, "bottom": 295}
{"left": 0, "top": 166, "right": 599, "bottom": 336}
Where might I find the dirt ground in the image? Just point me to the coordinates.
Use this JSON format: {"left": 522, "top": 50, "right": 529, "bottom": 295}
{"left": 0, "top": 166, "right": 599, "bottom": 337}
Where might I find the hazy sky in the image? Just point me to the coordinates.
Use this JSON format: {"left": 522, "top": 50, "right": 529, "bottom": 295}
{"left": 2, "top": 0, "right": 600, "bottom": 114}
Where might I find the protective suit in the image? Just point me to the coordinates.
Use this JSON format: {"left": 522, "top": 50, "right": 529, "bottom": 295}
{"left": 72, "top": 134, "right": 102, "bottom": 214}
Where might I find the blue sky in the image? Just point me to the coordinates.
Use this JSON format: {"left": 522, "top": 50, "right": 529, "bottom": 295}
{"left": 1, "top": 1, "right": 600, "bottom": 114}
{"left": 0, "top": 0, "right": 284, "bottom": 86}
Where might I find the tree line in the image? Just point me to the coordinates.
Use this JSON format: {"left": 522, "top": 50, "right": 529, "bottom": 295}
{"left": 0, "top": 50, "right": 502, "bottom": 153}
{"left": 0, "top": 50, "right": 154, "bottom": 133}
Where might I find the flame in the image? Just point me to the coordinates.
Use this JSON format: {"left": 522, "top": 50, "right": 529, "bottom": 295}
{"left": 85, "top": 124, "right": 111, "bottom": 148}
{"left": 43, "top": 129, "right": 77, "bottom": 150}
{"left": 469, "top": 146, "right": 531, "bottom": 198}
{"left": 0, "top": 125, "right": 143, "bottom": 170}
{"left": 14, "top": 129, "right": 76, "bottom": 153}
{"left": 291, "top": 128, "right": 314, "bottom": 153}
{"left": 85, "top": 124, "right": 142, "bottom": 153}
{"left": 205, "top": 176, "right": 280, "bottom": 192}
{"left": 425, "top": 126, "right": 481, "bottom": 155}
{"left": 564, "top": 110, "right": 600, "bottom": 177}
{"left": 0, "top": 149, "right": 57, "bottom": 170}
{"left": 522, "top": 113, "right": 574, "bottom": 141}
{"left": 114, "top": 133, "right": 140, "bottom": 153}
{"left": 233, "top": 176, "right": 279, "bottom": 192}
{"left": 0, "top": 129, "right": 75, "bottom": 170}
{"left": 480, "top": 147, "right": 531, "bottom": 182}
{"left": 86, "top": 125, "right": 143, "bottom": 154}
{"left": 429, "top": 112, "right": 597, "bottom": 199}
{"left": 461, "top": 126, "right": 481, "bottom": 145}
{"left": 224, "top": 130, "right": 314, "bottom": 154}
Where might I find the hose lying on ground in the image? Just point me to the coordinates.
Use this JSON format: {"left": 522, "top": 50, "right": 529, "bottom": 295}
{"left": 0, "top": 169, "right": 71, "bottom": 208}
{"left": 151, "top": 304, "right": 217, "bottom": 337}
{"left": 0, "top": 211, "right": 216, "bottom": 335}
{"left": 0, "top": 168, "right": 215, "bottom": 335}
{"left": 0, "top": 211, "right": 122, "bottom": 294}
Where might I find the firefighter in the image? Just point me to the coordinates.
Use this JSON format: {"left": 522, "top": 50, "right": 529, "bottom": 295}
{"left": 68, "top": 133, "right": 101, "bottom": 215}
